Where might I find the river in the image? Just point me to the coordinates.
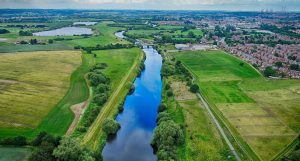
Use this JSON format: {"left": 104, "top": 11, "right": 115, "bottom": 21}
{"left": 102, "top": 32, "right": 162, "bottom": 161}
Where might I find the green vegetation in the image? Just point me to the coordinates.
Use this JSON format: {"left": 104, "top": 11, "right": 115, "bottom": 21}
{"left": 0, "top": 51, "right": 91, "bottom": 140}
{"left": 69, "top": 22, "right": 128, "bottom": 47}
{"left": 80, "top": 48, "right": 143, "bottom": 150}
{"left": 102, "top": 119, "right": 120, "bottom": 135}
{"left": 0, "top": 147, "right": 31, "bottom": 161}
{"left": 174, "top": 50, "right": 300, "bottom": 161}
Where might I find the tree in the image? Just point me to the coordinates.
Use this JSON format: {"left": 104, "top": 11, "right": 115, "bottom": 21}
{"left": 88, "top": 73, "right": 108, "bottom": 86}
{"left": 95, "top": 83, "right": 109, "bottom": 93}
{"left": 48, "top": 39, "right": 54, "bottom": 44}
{"left": 263, "top": 66, "right": 276, "bottom": 77}
{"left": 102, "top": 118, "right": 120, "bottom": 135}
{"left": 290, "top": 64, "right": 299, "bottom": 71}
{"left": 275, "top": 61, "right": 283, "bottom": 68}
{"left": 151, "top": 120, "right": 184, "bottom": 161}
{"left": 0, "top": 29, "right": 10, "bottom": 34}
{"left": 158, "top": 104, "right": 167, "bottom": 112}
{"left": 53, "top": 137, "right": 95, "bottom": 161}
{"left": 190, "top": 84, "right": 199, "bottom": 93}
{"left": 29, "top": 142, "right": 56, "bottom": 161}
{"left": 188, "top": 31, "right": 195, "bottom": 38}
{"left": 93, "top": 93, "right": 108, "bottom": 106}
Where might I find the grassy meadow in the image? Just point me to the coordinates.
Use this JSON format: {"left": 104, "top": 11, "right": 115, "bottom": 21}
{"left": 174, "top": 50, "right": 300, "bottom": 161}
{"left": 165, "top": 80, "right": 233, "bottom": 161}
{"left": 0, "top": 51, "right": 83, "bottom": 139}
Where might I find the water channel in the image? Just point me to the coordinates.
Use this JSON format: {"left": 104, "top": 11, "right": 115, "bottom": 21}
{"left": 102, "top": 32, "right": 162, "bottom": 161}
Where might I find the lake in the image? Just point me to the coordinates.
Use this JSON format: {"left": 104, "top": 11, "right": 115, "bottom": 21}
{"left": 73, "top": 22, "right": 97, "bottom": 26}
{"left": 33, "top": 27, "right": 93, "bottom": 36}
{"left": 102, "top": 46, "right": 162, "bottom": 161}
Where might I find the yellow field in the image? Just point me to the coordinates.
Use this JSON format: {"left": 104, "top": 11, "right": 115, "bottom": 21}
{"left": 0, "top": 51, "right": 81, "bottom": 130}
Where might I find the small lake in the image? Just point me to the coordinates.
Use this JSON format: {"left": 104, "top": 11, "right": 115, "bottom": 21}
{"left": 33, "top": 27, "right": 93, "bottom": 36}
{"left": 102, "top": 46, "right": 162, "bottom": 161}
{"left": 115, "top": 31, "right": 126, "bottom": 39}
{"left": 73, "top": 22, "right": 97, "bottom": 26}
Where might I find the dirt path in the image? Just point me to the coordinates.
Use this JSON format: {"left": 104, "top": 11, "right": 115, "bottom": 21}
{"left": 65, "top": 101, "right": 89, "bottom": 136}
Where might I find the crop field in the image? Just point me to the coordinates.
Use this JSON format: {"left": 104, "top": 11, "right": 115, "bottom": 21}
{"left": 126, "top": 29, "right": 162, "bottom": 39}
{"left": 82, "top": 48, "right": 143, "bottom": 150}
{"left": 168, "top": 81, "right": 233, "bottom": 161}
{"left": 0, "top": 51, "right": 82, "bottom": 139}
{"left": 0, "top": 147, "right": 31, "bottom": 161}
{"left": 174, "top": 50, "right": 300, "bottom": 161}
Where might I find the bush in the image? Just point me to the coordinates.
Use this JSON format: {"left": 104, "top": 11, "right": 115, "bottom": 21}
{"left": 264, "top": 66, "right": 276, "bottom": 77}
{"left": 290, "top": 64, "right": 299, "bottom": 71}
{"left": 0, "top": 29, "right": 10, "bottom": 34}
{"left": 190, "top": 84, "right": 199, "bottom": 93}
{"left": 88, "top": 73, "right": 109, "bottom": 86}
{"left": 48, "top": 39, "right": 54, "bottom": 44}
{"left": 102, "top": 119, "right": 120, "bottom": 135}
{"left": 95, "top": 83, "right": 109, "bottom": 93}
{"left": 158, "top": 104, "right": 167, "bottom": 112}
{"left": 166, "top": 90, "right": 173, "bottom": 97}
{"left": 1, "top": 136, "right": 27, "bottom": 146}
{"left": 93, "top": 93, "right": 108, "bottom": 106}
{"left": 151, "top": 120, "right": 184, "bottom": 161}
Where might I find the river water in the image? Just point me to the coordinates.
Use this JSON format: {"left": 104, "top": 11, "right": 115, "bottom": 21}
{"left": 102, "top": 45, "right": 162, "bottom": 161}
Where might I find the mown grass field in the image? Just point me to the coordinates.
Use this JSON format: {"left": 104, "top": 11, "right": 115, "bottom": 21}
{"left": 166, "top": 80, "right": 233, "bottom": 161}
{"left": 0, "top": 147, "right": 31, "bottom": 161}
{"left": 81, "top": 48, "right": 143, "bottom": 150}
{"left": 0, "top": 51, "right": 85, "bottom": 139}
{"left": 174, "top": 50, "right": 300, "bottom": 161}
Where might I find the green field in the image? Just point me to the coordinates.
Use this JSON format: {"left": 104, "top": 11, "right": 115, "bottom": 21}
{"left": 165, "top": 80, "right": 233, "bottom": 161}
{"left": 81, "top": 48, "right": 143, "bottom": 150}
{"left": 0, "top": 147, "right": 31, "bottom": 161}
{"left": 174, "top": 50, "right": 300, "bottom": 161}
{"left": 0, "top": 51, "right": 90, "bottom": 139}
{"left": 69, "top": 22, "right": 128, "bottom": 47}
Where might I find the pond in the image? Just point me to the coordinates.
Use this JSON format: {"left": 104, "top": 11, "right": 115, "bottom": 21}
{"left": 115, "top": 31, "right": 126, "bottom": 39}
{"left": 33, "top": 27, "right": 93, "bottom": 36}
{"left": 73, "top": 22, "right": 97, "bottom": 26}
{"left": 102, "top": 46, "right": 162, "bottom": 161}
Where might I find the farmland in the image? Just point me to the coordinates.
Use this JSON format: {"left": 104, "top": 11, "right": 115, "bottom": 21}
{"left": 174, "top": 50, "right": 300, "bottom": 160}
{"left": 0, "top": 51, "right": 82, "bottom": 139}
{"left": 0, "top": 147, "right": 31, "bottom": 161}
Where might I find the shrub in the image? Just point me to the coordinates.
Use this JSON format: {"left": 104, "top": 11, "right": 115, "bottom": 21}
{"left": 158, "top": 104, "right": 167, "bottom": 112}
{"left": 263, "top": 66, "right": 276, "bottom": 77}
{"left": 190, "top": 84, "right": 199, "bottom": 93}
{"left": 88, "top": 73, "right": 109, "bottom": 86}
{"left": 166, "top": 90, "right": 173, "bottom": 97}
{"left": 1, "top": 136, "right": 27, "bottom": 146}
{"left": 290, "top": 64, "right": 299, "bottom": 71}
{"left": 93, "top": 93, "right": 108, "bottom": 106}
{"left": 95, "top": 83, "right": 109, "bottom": 93}
{"left": 102, "top": 119, "right": 120, "bottom": 135}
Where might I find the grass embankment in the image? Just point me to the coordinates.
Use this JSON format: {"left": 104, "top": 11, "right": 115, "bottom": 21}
{"left": 81, "top": 48, "right": 143, "bottom": 150}
{"left": 174, "top": 50, "right": 300, "bottom": 161}
{"left": 0, "top": 146, "right": 31, "bottom": 161}
{"left": 0, "top": 51, "right": 93, "bottom": 139}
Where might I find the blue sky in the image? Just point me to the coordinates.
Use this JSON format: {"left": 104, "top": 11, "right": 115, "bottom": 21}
{"left": 0, "top": 0, "right": 300, "bottom": 11}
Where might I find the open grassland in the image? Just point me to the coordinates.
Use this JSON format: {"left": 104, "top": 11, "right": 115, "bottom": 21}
{"left": 69, "top": 22, "right": 128, "bottom": 47}
{"left": 0, "top": 51, "right": 84, "bottom": 139}
{"left": 81, "top": 48, "right": 143, "bottom": 150}
{"left": 167, "top": 80, "right": 233, "bottom": 161}
{"left": 0, "top": 147, "right": 31, "bottom": 161}
{"left": 174, "top": 50, "right": 300, "bottom": 161}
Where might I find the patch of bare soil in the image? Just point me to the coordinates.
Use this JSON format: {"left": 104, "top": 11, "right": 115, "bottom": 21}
{"left": 66, "top": 101, "right": 88, "bottom": 135}
{"left": 0, "top": 79, "right": 19, "bottom": 84}
{"left": 171, "top": 81, "right": 197, "bottom": 101}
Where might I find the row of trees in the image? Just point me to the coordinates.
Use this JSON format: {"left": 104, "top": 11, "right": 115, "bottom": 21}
{"left": 0, "top": 29, "right": 10, "bottom": 34}
{"left": 75, "top": 63, "right": 111, "bottom": 134}
{"left": 81, "top": 43, "right": 135, "bottom": 53}
{"left": 29, "top": 132, "right": 100, "bottom": 161}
